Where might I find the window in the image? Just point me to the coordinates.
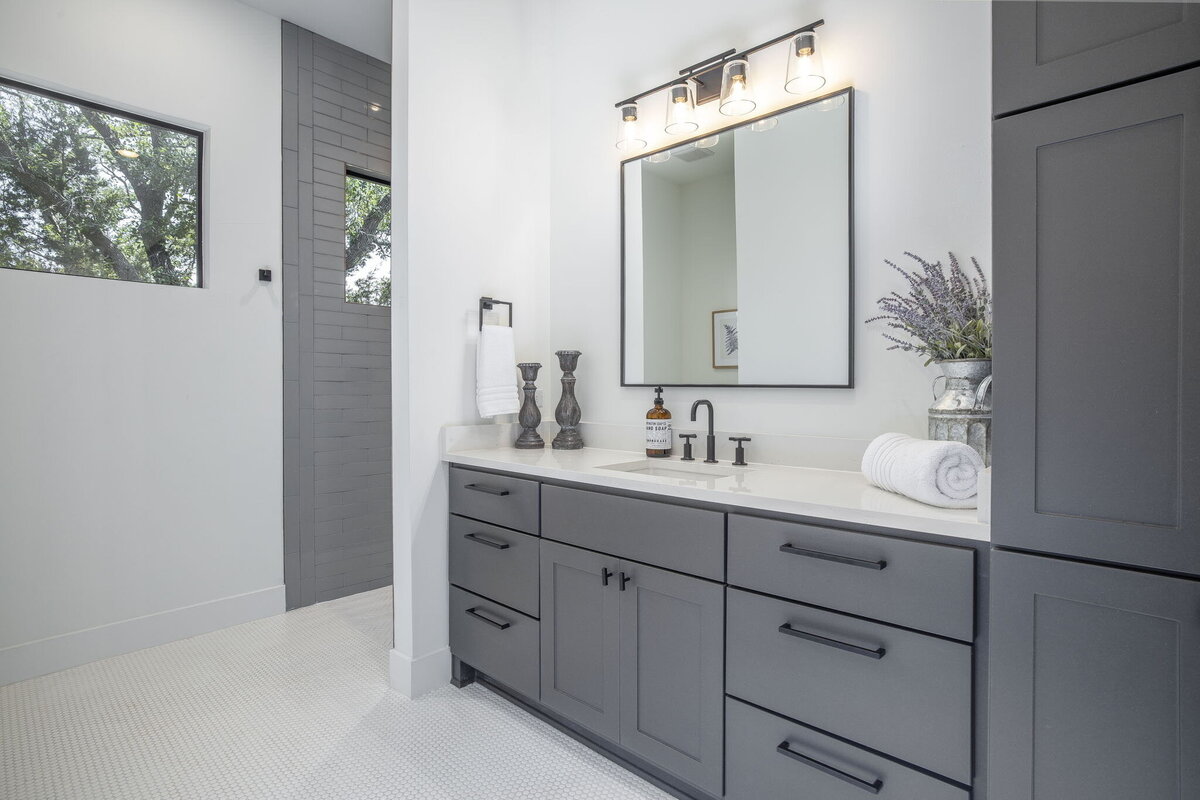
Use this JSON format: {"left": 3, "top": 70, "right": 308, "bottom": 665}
{"left": 0, "top": 79, "right": 202, "bottom": 286}
{"left": 344, "top": 171, "right": 391, "bottom": 307}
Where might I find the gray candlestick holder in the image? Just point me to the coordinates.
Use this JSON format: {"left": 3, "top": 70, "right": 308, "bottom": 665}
{"left": 552, "top": 350, "right": 584, "bottom": 450}
{"left": 514, "top": 363, "right": 544, "bottom": 449}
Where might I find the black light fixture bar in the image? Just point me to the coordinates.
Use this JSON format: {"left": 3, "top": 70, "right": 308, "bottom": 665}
{"left": 614, "top": 18, "right": 824, "bottom": 108}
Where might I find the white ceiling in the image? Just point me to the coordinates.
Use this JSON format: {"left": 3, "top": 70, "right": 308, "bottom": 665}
{"left": 237, "top": 0, "right": 392, "bottom": 62}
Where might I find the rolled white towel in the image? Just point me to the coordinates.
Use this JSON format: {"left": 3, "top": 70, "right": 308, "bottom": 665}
{"left": 476, "top": 324, "right": 520, "bottom": 418}
{"left": 861, "top": 432, "right": 983, "bottom": 509}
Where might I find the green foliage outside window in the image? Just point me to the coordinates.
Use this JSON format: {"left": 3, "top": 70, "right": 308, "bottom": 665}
{"left": 344, "top": 173, "right": 391, "bottom": 307}
{"left": 0, "top": 80, "right": 201, "bottom": 286}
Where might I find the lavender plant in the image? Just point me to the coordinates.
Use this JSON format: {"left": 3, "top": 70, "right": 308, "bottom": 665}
{"left": 866, "top": 251, "right": 992, "bottom": 365}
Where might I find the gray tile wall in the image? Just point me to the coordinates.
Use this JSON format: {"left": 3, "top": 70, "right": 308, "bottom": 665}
{"left": 282, "top": 22, "right": 392, "bottom": 609}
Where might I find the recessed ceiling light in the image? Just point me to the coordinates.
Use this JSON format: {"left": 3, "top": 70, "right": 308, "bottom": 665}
{"left": 115, "top": 148, "right": 139, "bottom": 159}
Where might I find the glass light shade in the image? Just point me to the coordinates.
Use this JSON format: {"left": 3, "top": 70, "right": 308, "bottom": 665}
{"left": 646, "top": 150, "right": 671, "bottom": 163}
{"left": 719, "top": 59, "right": 756, "bottom": 116}
{"left": 615, "top": 102, "right": 647, "bottom": 152}
{"left": 664, "top": 83, "right": 699, "bottom": 135}
{"left": 785, "top": 31, "right": 826, "bottom": 95}
{"left": 694, "top": 134, "right": 720, "bottom": 149}
{"left": 748, "top": 117, "right": 779, "bottom": 132}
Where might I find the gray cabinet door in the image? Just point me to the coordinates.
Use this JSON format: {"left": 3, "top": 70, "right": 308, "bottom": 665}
{"left": 988, "top": 551, "right": 1200, "bottom": 800}
{"left": 992, "top": 68, "right": 1200, "bottom": 575}
{"left": 617, "top": 562, "right": 724, "bottom": 796}
{"left": 539, "top": 539, "right": 621, "bottom": 742}
{"left": 993, "top": 1, "right": 1200, "bottom": 115}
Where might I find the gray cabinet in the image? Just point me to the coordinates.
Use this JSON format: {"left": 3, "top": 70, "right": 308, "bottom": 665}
{"left": 618, "top": 562, "right": 724, "bottom": 795}
{"left": 993, "top": 1, "right": 1200, "bottom": 115}
{"left": 988, "top": 551, "right": 1200, "bottom": 800}
{"left": 539, "top": 539, "right": 621, "bottom": 741}
{"left": 540, "top": 539, "right": 725, "bottom": 795}
{"left": 992, "top": 67, "right": 1200, "bottom": 575}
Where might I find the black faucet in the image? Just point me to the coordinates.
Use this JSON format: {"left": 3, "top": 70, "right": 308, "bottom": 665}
{"left": 690, "top": 400, "right": 717, "bottom": 464}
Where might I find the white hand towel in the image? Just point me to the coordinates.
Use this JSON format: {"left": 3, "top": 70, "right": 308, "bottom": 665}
{"left": 476, "top": 324, "right": 520, "bottom": 418}
{"left": 861, "top": 432, "right": 983, "bottom": 509}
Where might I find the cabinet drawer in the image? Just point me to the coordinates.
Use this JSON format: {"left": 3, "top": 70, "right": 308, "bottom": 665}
{"left": 726, "top": 697, "right": 969, "bottom": 800}
{"left": 449, "top": 586, "right": 539, "bottom": 699}
{"left": 728, "top": 514, "right": 975, "bottom": 641}
{"left": 726, "top": 588, "right": 972, "bottom": 784}
{"left": 542, "top": 485, "right": 724, "bottom": 581}
{"left": 449, "top": 515, "right": 539, "bottom": 618}
{"left": 449, "top": 466, "right": 540, "bottom": 534}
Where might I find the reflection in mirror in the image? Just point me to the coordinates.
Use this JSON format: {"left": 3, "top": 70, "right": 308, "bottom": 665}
{"left": 622, "top": 89, "right": 852, "bottom": 387}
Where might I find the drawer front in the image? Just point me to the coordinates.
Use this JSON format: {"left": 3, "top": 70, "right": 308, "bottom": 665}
{"left": 449, "top": 466, "right": 540, "bottom": 534}
{"left": 728, "top": 514, "right": 975, "bottom": 641}
{"left": 449, "top": 586, "right": 539, "bottom": 699}
{"left": 449, "top": 515, "right": 539, "bottom": 618}
{"left": 542, "top": 485, "right": 724, "bottom": 581}
{"left": 726, "top": 697, "right": 969, "bottom": 800}
{"left": 726, "top": 588, "right": 972, "bottom": 784}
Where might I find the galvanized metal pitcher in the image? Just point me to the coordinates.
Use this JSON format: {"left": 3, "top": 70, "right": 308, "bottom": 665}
{"left": 929, "top": 358, "right": 992, "bottom": 466}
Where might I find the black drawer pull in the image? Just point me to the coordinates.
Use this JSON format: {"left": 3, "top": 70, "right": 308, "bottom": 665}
{"left": 464, "top": 532, "right": 510, "bottom": 550}
{"left": 778, "top": 623, "right": 886, "bottom": 660}
{"left": 465, "top": 483, "right": 510, "bottom": 497}
{"left": 776, "top": 740, "right": 883, "bottom": 794}
{"left": 779, "top": 543, "right": 886, "bottom": 570}
{"left": 465, "top": 606, "right": 511, "bottom": 630}
{"left": 619, "top": 571, "right": 632, "bottom": 591}
{"left": 602, "top": 568, "right": 614, "bottom": 586}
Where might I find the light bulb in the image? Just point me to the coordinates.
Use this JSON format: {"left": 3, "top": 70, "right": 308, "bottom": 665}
{"left": 664, "top": 83, "right": 698, "bottom": 135}
{"left": 615, "top": 102, "right": 647, "bottom": 152}
{"left": 719, "top": 59, "right": 756, "bottom": 116}
{"left": 785, "top": 31, "right": 826, "bottom": 95}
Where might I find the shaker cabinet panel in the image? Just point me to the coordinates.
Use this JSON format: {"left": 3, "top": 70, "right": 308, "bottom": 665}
{"left": 993, "top": 1, "right": 1200, "bottom": 115}
{"left": 538, "top": 539, "right": 621, "bottom": 742}
{"left": 992, "top": 68, "right": 1200, "bottom": 575}
{"left": 618, "top": 563, "right": 724, "bottom": 796}
{"left": 988, "top": 551, "right": 1200, "bottom": 800}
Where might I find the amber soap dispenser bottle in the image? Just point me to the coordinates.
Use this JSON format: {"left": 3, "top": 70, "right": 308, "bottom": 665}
{"left": 645, "top": 386, "right": 673, "bottom": 458}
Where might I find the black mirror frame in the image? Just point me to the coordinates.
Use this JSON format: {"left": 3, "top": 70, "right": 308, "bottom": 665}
{"left": 619, "top": 86, "right": 855, "bottom": 389}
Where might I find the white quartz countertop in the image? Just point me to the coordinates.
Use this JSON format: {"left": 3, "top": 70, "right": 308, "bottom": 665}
{"left": 443, "top": 445, "right": 990, "bottom": 543}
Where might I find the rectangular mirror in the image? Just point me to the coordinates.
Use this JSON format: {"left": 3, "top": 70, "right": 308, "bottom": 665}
{"left": 622, "top": 87, "right": 853, "bottom": 387}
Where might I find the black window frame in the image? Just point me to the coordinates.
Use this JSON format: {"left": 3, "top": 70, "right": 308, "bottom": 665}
{"left": 0, "top": 76, "right": 205, "bottom": 288}
{"left": 343, "top": 167, "right": 391, "bottom": 308}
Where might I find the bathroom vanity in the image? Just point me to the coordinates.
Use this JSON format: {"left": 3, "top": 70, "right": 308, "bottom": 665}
{"left": 443, "top": 447, "right": 989, "bottom": 800}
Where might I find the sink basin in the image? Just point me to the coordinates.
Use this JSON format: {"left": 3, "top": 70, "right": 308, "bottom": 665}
{"left": 598, "top": 460, "right": 738, "bottom": 480}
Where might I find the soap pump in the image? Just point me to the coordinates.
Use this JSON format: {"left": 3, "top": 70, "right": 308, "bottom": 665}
{"left": 645, "top": 386, "right": 673, "bottom": 458}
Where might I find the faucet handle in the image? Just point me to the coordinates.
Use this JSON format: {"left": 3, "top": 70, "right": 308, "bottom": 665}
{"left": 729, "top": 436, "right": 751, "bottom": 467}
{"left": 678, "top": 433, "right": 697, "bottom": 462}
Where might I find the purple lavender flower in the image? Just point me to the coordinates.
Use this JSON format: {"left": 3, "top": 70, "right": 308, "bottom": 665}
{"left": 866, "top": 252, "right": 992, "bottom": 365}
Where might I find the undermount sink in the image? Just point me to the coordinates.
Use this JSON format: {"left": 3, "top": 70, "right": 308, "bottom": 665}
{"left": 598, "top": 460, "right": 739, "bottom": 481}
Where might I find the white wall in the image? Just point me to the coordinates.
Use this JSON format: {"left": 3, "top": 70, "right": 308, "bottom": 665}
{"left": 681, "top": 170, "right": 738, "bottom": 384}
{"left": 544, "top": 0, "right": 991, "bottom": 449}
{"left": 0, "top": 0, "right": 284, "bottom": 684}
{"left": 390, "top": 0, "right": 552, "bottom": 695}
{"left": 640, "top": 170, "right": 685, "bottom": 383}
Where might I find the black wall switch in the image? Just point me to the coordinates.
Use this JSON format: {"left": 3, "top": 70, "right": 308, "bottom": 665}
{"left": 259, "top": 268, "right": 272, "bottom": 282}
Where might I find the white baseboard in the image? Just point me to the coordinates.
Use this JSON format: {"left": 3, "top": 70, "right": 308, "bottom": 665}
{"left": 0, "top": 585, "right": 286, "bottom": 686}
{"left": 389, "top": 646, "right": 450, "bottom": 698}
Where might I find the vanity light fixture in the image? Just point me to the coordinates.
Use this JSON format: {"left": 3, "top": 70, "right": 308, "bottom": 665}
{"left": 785, "top": 30, "right": 826, "bottom": 94}
{"left": 664, "top": 82, "right": 699, "bottom": 135}
{"left": 615, "top": 102, "right": 647, "bottom": 152}
{"left": 719, "top": 59, "right": 757, "bottom": 116}
{"left": 612, "top": 18, "right": 824, "bottom": 150}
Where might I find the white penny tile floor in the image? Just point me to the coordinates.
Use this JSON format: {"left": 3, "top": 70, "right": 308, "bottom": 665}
{"left": 0, "top": 588, "right": 670, "bottom": 800}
